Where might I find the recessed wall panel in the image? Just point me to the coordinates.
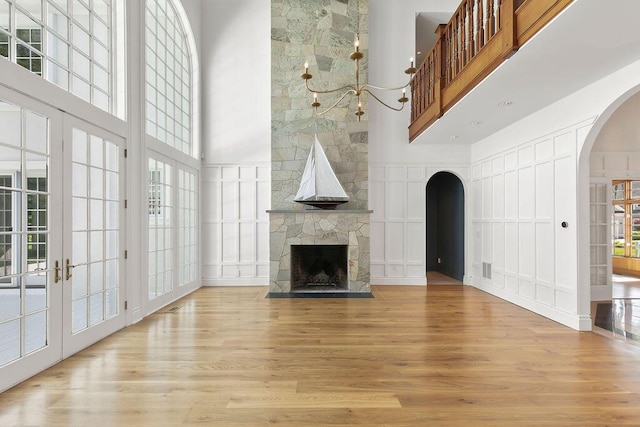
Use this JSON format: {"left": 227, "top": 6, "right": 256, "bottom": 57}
{"left": 505, "top": 222, "right": 518, "bottom": 274}
{"left": 535, "top": 161, "right": 553, "bottom": 219}
{"left": 493, "top": 222, "right": 504, "bottom": 270}
{"left": 386, "top": 181, "right": 405, "bottom": 219}
{"left": 386, "top": 222, "right": 405, "bottom": 262}
{"left": 407, "top": 222, "right": 423, "bottom": 263}
{"left": 535, "top": 222, "right": 554, "bottom": 284}
{"left": 493, "top": 175, "right": 504, "bottom": 219}
{"left": 222, "top": 222, "right": 238, "bottom": 262}
{"left": 518, "top": 167, "right": 534, "bottom": 218}
{"left": 407, "top": 182, "right": 423, "bottom": 219}
{"left": 505, "top": 170, "right": 518, "bottom": 218}
{"left": 222, "top": 181, "right": 238, "bottom": 220}
{"left": 518, "top": 223, "right": 534, "bottom": 278}
{"left": 239, "top": 222, "right": 255, "bottom": 262}
{"left": 239, "top": 181, "right": 255, "bottom": 220}
{"left": 482, "top": 177, "right": 492, "bottom": 219}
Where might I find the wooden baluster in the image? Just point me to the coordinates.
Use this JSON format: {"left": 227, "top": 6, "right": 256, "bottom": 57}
{"left": 466, "top": 0, "right": 473, "bottom": 61}
{"left": 487, "top": 0, "right": 495, "bottom": 38}
{"left": 495, "top": 0, "right": 502, "bottom": 31}
{"left": 476, "top": 0, "right": 484, "bottom": 51}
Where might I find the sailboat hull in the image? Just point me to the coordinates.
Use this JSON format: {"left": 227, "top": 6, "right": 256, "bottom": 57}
{"left": 294, "top": 199, "right": 349, "bottom": 210}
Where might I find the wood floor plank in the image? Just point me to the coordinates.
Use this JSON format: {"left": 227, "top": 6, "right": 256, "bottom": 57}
{"left": 1, "top": 285, "right": 640, "bottom": 426}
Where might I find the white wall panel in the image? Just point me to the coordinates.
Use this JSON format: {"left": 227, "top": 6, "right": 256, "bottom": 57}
{"left": 504, "top": 170, "right": 518, "bottom": 218}
{"left": 470, "top": 121, "right": 586, "bottom": 329}
{"left": 492, "top": 175, "right": 504, "bottom": 219}
{"left": 505, "top": 275, "right": 518, "bottom": 292}
{"left": 535, "top": 223, "right": 554, "bottom": 283}
{"left": 519, "top": 279, "right": 535, "bottom": 299}
{"left": 386, "top": 222, "right": 405, "bottom": 262}
{"left": 222, "top": 181, "right": 238, "bottom": 220}
{"left": 239, "top": 181, "right": 255, "bottom": 219}
{"left": 535, "top": 139, "right": 552, "bottom": 161}
{"left": 535, "top": 161, "right": 553, "bottom": 218}
{"left": 518, "top": 146, "right": 533, "bottom": 166}
{"left": 202, "top": 164, "right": 270, "bottom": 285}
{"left": 482, "top": 177, "right": 492, "bottom": 219}
{"left": 474, "top": 223, "right": 482, "bottom": 263}
{"left": 407, "top": 222, "right": 424, "bottom": 263}
{"left": 239, "top": 222, "right": 255, "bottom": 262}
{"left": 505, "top": 223, "right": 519, "bottom": 274}
{"left": 518, "top": 167, "right": 534, "bottom": 218}
{"left": 492, "top": 222, "right": 504, "bottom": 270}
{"left": 386, "top": 181, "right": 405, "bottom": 219}
{"left": 554, "top": 131, "right": 574, "bottom": 156}
{"left": 518, "top": 223, "right": 534, "bottom": 278}
{"left": 482, "top": 223, "right": 492, "bottom": 263}
{"left": 555, "top": 156, "right": 576, "bottom": 290}
{"left": 222, "top": 222, "right": 238, "bottom": 262}
{"left": 537, "top": 284, "right": 554, "bottom": 306}
{"left": 407, "top": 182, "right": 424, "bottom": 220}
{"left": 473, "top": 180, "right": 482, "bottom": 219}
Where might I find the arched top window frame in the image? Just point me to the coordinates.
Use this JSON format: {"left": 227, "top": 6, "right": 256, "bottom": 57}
{"left": 143, "top": 0, "right": 199, "bottom": 160}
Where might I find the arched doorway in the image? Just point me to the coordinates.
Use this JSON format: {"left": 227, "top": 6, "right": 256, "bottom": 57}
{"left": 426, "top": 172, "right": 464, "bottom": 282}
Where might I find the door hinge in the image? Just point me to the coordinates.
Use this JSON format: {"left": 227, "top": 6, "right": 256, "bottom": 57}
{"left": 124, "top": 250, "right": 128, "bottom": 259}
{"left": 124, "top": 199, "right": 128, "bottom": 208}
{"left": 124, "top": 301, "right": 128, "bottom": 310}
{"left": 124, "top": 149, "right": 128, "bottom": 158}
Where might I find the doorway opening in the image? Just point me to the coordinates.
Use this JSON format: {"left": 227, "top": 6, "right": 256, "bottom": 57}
{"left": 426, "top": 172, "right": 464, "bottom": 282}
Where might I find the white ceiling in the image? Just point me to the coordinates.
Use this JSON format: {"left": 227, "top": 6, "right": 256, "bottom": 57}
{"left": 411, "top": 0, "right": 640, "bottom": 145}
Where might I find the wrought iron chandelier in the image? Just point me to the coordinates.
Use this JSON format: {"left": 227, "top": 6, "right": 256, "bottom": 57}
{"left": 301, "top": 33, "right": 417, "bottom": 121}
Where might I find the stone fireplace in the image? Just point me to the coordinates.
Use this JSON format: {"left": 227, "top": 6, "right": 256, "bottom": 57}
{"left": 268, "top": 211, "right": 370, "bottom": 293}
{"left": 269, "top": 0, "right": 371, "bottom": 294}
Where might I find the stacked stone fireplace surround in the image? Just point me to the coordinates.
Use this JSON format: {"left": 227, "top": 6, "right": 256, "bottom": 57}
{"left": 270, "top": 0, "right": 371, "bottom": 294}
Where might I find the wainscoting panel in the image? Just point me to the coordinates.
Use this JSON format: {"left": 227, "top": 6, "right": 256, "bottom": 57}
{"left": 202, "top": 164, "right": 270, "bottom": 286}
{"left": 471, "top": 122, "right": 588, "bottom": 327}
{"left": 370, "top": 164, "right": 469, "bottom": 285}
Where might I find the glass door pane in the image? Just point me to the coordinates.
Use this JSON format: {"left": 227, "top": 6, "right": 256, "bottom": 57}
{"left": 62, "top": 116, "right": 124, "bottom": 358}
{"left": 0, "top": 93, "right": 63, "bottom": 392}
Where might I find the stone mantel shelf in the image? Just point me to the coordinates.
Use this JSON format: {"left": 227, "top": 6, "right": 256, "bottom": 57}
{"left": 267, "top": 210, "right": 373, "bottom": 214}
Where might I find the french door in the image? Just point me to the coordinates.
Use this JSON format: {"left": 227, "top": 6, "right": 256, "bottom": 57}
{"left": 0, "top": 88, "right": 126, "bottom": 391}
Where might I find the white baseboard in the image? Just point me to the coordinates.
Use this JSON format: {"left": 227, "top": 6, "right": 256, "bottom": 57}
{"left": 472, "top": 280, "right": 590, "bottom": 331}
{"left": 202, "top": 278, "right": 269, "bottom": 286}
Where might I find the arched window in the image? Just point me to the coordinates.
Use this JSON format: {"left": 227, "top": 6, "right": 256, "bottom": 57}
{"left": 144, "top": 0, "right": 196, "bottom": 157}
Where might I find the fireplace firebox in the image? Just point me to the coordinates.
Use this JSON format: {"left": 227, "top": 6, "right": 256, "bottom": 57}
{"left": 290, "top": 245, "right": 348, "bottom": 292}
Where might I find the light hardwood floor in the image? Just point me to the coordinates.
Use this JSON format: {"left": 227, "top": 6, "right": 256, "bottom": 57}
{"left": 2, "top": 285, "right": 640, "bottom": 426}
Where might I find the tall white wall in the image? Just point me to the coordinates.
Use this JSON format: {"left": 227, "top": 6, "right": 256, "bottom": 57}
{"left": 199, "top": 0, "right": 271, "bottom": 285}
{"left": 368, "top": 0, "right": 469, "bottom": 285}
{"left": 471, "top": 58, "right": 640, "bottom": 330}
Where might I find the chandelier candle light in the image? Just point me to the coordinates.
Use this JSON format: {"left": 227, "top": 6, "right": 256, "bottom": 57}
{"left": 302, "top": 34, "right": 417, "bottom": 121}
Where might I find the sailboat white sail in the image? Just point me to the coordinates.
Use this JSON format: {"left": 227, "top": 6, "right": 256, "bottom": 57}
{"left": 294, "top": 135, "right": 349, "bottom": 209}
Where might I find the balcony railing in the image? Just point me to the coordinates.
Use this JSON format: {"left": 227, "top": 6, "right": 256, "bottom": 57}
{"left": 409, "top": 0, "right": 573, "bottom": 142}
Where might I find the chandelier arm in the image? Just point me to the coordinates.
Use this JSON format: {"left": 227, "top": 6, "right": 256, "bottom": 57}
{"left": 305, "top": 80, "right": 357, "bottom": 95}
{"left": 363, "top": 79, "right": 412, "bottom": 92}
{"left": 314, "top": 90, "right": 357, "bottom": 115}
{"left": 361, "top": 88, "right": 406, "bottom": 112}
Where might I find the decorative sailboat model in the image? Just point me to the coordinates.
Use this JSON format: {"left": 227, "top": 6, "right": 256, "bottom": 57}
{"left": 294, "top": 135, "right": 349, "bottom": 209}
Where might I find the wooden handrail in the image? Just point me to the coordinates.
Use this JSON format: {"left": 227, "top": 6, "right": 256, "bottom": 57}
{"left": 409, "top": 0, "right": 573, "bottom": 142}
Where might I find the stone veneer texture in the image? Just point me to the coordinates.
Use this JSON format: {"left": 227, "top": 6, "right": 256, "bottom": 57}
{"left": 269, "top": 212, "right": 371, "bottom": 292}
{"left": 271, "top": 0, "right": 369, "bottom": 211}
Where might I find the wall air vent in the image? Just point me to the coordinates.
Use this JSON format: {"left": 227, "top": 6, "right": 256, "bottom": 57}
{"left": 482, "top": 262, "right": 492, "bottom": 280}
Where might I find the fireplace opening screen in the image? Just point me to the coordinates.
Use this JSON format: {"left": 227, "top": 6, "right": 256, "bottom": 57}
{"left": 290, "top": 245, "right": 348, "bottom": 292}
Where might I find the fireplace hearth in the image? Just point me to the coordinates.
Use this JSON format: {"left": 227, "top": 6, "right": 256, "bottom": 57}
{"left": 291, "top": 245, "right": 348, "bottom": 292}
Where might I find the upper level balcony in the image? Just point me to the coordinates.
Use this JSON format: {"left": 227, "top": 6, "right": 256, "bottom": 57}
{"left": 409, "top": 0, "right": 640, "bottom": 143}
